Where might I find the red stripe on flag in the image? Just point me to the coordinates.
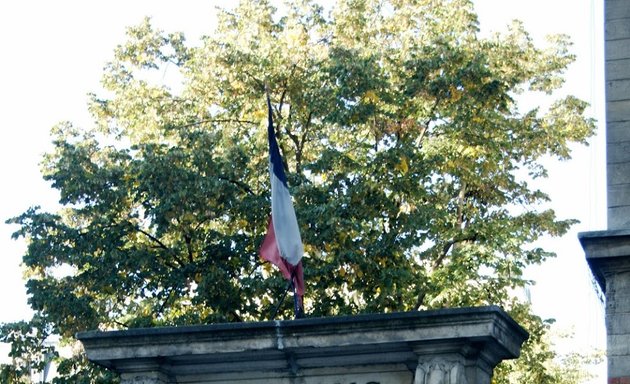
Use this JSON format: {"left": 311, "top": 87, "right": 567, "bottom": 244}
{"left": 260, "top": 218, "right": 305, "bottom": 295}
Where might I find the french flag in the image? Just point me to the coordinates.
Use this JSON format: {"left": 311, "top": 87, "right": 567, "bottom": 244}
{"left": 259, "top": 94, "right": 305, "bottom": 296}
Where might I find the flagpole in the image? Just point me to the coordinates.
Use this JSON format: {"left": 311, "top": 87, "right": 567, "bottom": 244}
{"left": 292, "top": 272, "right": 304, "bottom": 319}
{"left": 269, "top": 270, "right": 304, "bottom": 320}
{"left": 270, "top": 278, "right": 293, "bottom": 320}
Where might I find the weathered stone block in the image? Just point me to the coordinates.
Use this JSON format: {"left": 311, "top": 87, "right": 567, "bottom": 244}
{"left": 607, "top": 121, "right": 630, "bottom": 143}
{"left": 607, "top": 294, "right": 630, "bottom": 316}
{"left": 606, "top": 58, "right": 630, "bottom": 81}
{"left": 607, "top": 314, "right": 630, "bottom": 335}
{"left": 607, "top": 0, "right": 630, "bottom": 21}
{"left": 606, "top": 39, "right": 630, "bottom": 61}
{"left": 607, "top": 162, "right": 630, "bottom": 185}
{"left": 608, "top": 183, "right": 630, "bottom": 209}
{"left": 608, "top": 270, "right": 630, "bottom": 291}
{"left": 607, "top": 99, "right": 630, "bottom": 122}
{"left": 610, "top": 355, "right": 630, "bottom": 379}
{"left": 607, "top": 292, "right": 630, "bottom": 310}
{"left": 607, "top": 17, "right": 630, "bottom": 40}
{"left": 607, "top": 334, "right": 630, "bottom": 354}
{"left": 608, "top": 142, "right": 630, "bottom": 164}
{"left": 609, "top": 206, "right": 630, "bottom": 229}
{"left": 607, "top": 79, "right": 630, "bottom": 102}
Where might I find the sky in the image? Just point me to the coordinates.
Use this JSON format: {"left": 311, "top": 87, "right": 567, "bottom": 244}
{"left": 0, "top": 0, "right": 606, "bottom": 380}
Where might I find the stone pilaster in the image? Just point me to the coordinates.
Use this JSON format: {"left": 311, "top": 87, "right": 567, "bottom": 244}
{"left": 411, "top": 341, "right": 507, "bottom": 384}
{"left": 606, "top": 0, "right": 630, "bottom": 230}
{"left": 413, "top": 356, "right": 469, "bottom": 384}
{"left": 585, "top": 0, "right": 630, "bottom": 381}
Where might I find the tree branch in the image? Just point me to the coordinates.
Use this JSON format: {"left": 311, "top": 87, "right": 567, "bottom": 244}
{"left": 277, "top": 63, "right": 298, "bottom": 115}
{"left": 294, "top": 110, "right": 313, "bottom": 175}
{"left": 242, "top": 69, "right": 265, "bottom": 90}
{"left": 136, "top": 227, "right": 186, "bottom": 267}
{"left": 431, "top": 233, "right": 478, "bottom": 270}
{"left": 217, "top": 176, "right": 255, "bottom": 195}
{"left": 170, "top": 118, "right": 258, "bottom": 130}
{"left": 185, "top": 234, "right": 194, "bottom": 263}
{"left": 156, "top": 288, "right": 174, "bottom": 317}
{"left": 456, "top": 182, "right": 467, "bottom": 229}
{"left": 419, "top": 96, "right": 442, "bottom": 145}
{"left": 113, "top": 319, "right": 129, "bottom": 329}
{"left": 137, "top": 227, "right": 168, "bottom": 250}
{"left": 414, "top": 291, "right": 426, "bottom": 311}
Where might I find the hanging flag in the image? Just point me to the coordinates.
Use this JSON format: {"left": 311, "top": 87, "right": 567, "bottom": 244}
{"left": 259, "top": 93, "right": 305, "bottom": 296}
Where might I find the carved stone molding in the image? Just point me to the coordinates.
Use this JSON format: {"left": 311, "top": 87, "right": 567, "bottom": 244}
{"left": 414, "top": 358, "right": 468, "bottom": 384}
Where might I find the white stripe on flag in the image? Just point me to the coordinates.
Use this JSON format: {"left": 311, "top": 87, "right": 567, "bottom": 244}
{"left": 270, "top": 160, "right": 303, "bottom": 266}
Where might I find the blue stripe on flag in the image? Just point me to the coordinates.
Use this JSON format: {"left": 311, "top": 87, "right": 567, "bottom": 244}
{"left": 267, "top": 96, "right": 288, "bottom": 187}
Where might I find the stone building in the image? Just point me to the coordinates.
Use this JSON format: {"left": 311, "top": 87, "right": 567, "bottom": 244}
{"left": 579, "top": 0, "right": 630, "bottom": 382}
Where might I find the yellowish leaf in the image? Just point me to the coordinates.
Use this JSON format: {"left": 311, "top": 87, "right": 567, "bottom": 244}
{"left": 395, "top": 156, "right": 409, "bottom": 174}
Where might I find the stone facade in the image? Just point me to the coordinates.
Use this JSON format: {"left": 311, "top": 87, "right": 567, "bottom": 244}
{"left": 77, "top": 306, "right": 527, "bottom": 384}
{"left": 606, "top": 0, "right": 630, "bottom": 230}
{"left": 579, "top": 1, "right": 630, "bottom": 381}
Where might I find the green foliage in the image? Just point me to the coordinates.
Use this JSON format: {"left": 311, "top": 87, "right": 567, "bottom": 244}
{"left": 2, "top": 0, "right": 596, "bottom": 382}
{"left": 493, "top": 301, "right": 604, "bottom": 384}
{"left": 0, "top": 316, "right": 55, "bottom": 383}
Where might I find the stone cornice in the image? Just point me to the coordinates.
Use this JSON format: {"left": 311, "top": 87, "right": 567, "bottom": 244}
{"left": 579, "top": 229, "right": 630, "bottom": 291}
{"left": 77, "top": 306, "right": 527, "bottom": 383}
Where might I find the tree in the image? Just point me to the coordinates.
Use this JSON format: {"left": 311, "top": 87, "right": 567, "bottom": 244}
{"left": 2, "top": 0, "right": 595, "bottom": 382}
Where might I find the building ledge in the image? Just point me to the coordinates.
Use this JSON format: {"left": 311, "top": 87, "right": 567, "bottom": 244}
{"left": 77, "top": 306, "right": 527, "bottom": 383}
{"left": 579, "top": 229, "right": 630, "bottom": 291}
